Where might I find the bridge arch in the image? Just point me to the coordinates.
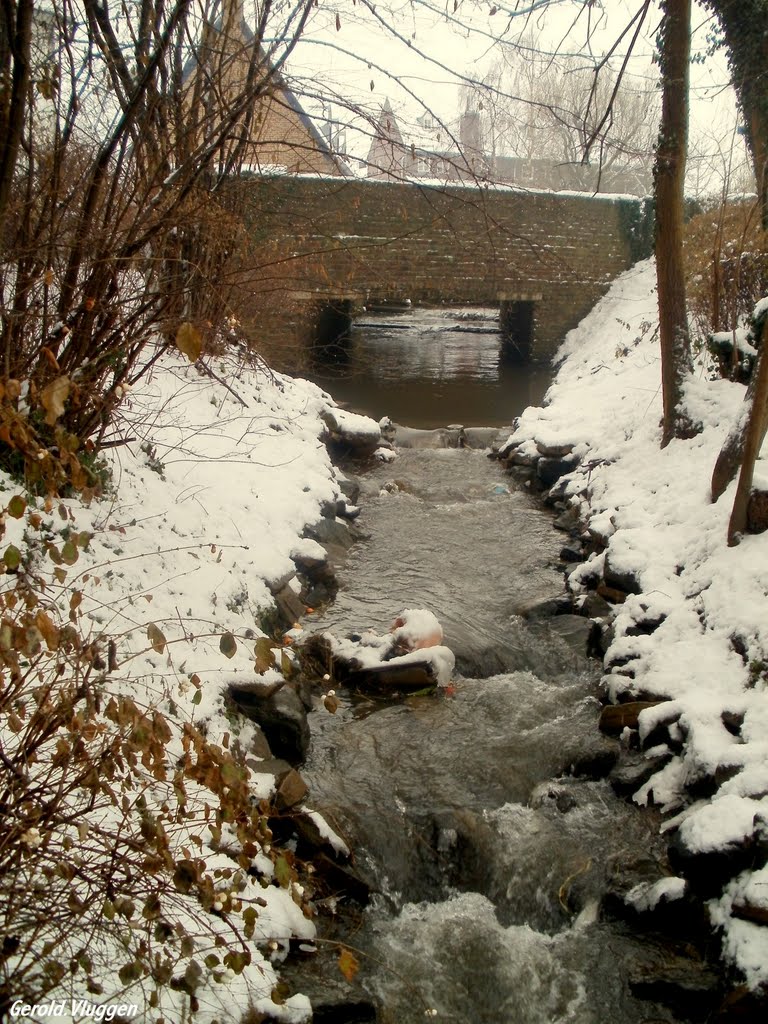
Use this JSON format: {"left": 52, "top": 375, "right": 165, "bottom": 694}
{"left": 231, "top": 176, "right": 652, "bottom": 365}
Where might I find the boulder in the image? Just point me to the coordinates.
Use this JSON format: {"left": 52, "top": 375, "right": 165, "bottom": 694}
{"left": 668, "top": 805, "right": 768, "bottom": 898}
{"left": 710, "top": 987, "right": 768, "bottom": 1023}
{"left": 721, "top": 709, "right": 745, "bottom": 737}
{"left": 578, "top": 591, "right": 613, "bottom": 618}
{"left": 347, "top": 660, "right": 439, "bottom": 691}
{"left": 311, "top": 1001, "right": 377, "bottom": 1024}
{"left": 389, "top": 608, "right": 444, "bottom": 652}
{"left": 230, "top": 681, "right": 310, "bottom": 763}
{"left": 321, "top": 407, "right": 381, "bottom": 453}
{"left": 305, "top": 517, "right": 357, "bottom": 550}
{"left": 313, "top": 851, "right": 372, "bottom": 905}
{"left": 553, "top": 507, "right": 581, "bottom": 533}
{"left": 628, "top": 958, "right": 722, "bottom": 1022}
{"left": 337, "top": 473, "right": 361, "bottom": 506}
{"left": 246, "top": 755, "right": 293, "bottom": 779}
{"left": 464, "top": 426, "right": 510, "bottom": 449}
{"left": 565, "top": 746, "right": 619, "bottom": 780}
{"left": 290, "top": 810, "right": 352, "bottom": 862}
{"left": 542, "top": 475, "right": 574, "bottom": 505}
{"left": 732, "top": 899, "right": 768, "bottom": 927}
{"left": 638, "top": 701, "right": 684, "bottom": 751}
{"left": 247, "top": 725, "right": 274, "bottom": 760}
{"left": 274, "top": 767, "right": 310, "bottom": 810}
{"left": 291, "top": 544, "right": 338, "bottom": 605}
{"left": 535, "top": 440, "right": 575, "bottom": 458}
{"left": 603, "top": 553, "right": 642, "bottom": 595}
{"left": 393, "top": 425, "right": 461, "bottom": 448}
{"left": 516, "top": 593, "right": 574, "bottom": 619}
{"left": 539, "top": 614, "right": 594, "bottom": 656}
{"left": 609, "top": 750, "right": 673, "bottom": 797}
{"left": 599, "top": 701, "right": 666, "bottom": 736}
{"left": 509, "top": 449, "right": 539, "bottom": 468}
{"left": 596, "top": 582, "right": 628, "bottom": 605}
{"left": 273, "top": 583, "right": 306, "bottom": 627}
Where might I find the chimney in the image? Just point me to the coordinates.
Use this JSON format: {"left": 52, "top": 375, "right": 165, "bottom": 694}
{"left": 460, "top": 109, "right": 482, "bottom": 166}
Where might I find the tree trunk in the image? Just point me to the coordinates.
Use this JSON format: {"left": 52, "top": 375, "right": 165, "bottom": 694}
{"left": 655, "top": 0, "right": 695, "bottom": 448}
{"left": 0, "top": 0, "right": 33, "bottom": 233}
{"left": 703, "top": 1, "right": 768, "bottom": 509}
{"left": 705, "top": 1, "right": 768, "bottom": 228}
{"left": 710, "top": 338, "right": 768, "bottom": 501}
{"left": 727, "top": 317, "right": 768, "bottom": 543}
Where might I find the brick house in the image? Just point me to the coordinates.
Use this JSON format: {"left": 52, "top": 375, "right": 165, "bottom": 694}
{"left": 185, "top": 1, "right": 347, "bottom": 176}
{"left": 366, "top": 100, "right": 649, "bottom": 196}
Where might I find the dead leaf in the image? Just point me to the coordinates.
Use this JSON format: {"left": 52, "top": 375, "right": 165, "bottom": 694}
{"left": 322, "top": 694, "right": 339, "bottom": 714}
{"left": 175, "top": 322, "right": 203, "bottom": 362}
{"left": 40, "top": 376, "right": 71, "bottom": 425}
{"left": 338, "top": 948, "right": 359, "bottom": 983}
{"left": 219, "top": 632, "right": 237, "bottom": 659}
{"left": 147, "top": 622, "right": 167, "bottom": 654}
{"left": 254, "top": 636, "right": 276, "bottom": 674}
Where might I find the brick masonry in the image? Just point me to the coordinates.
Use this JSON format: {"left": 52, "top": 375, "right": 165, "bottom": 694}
{"left": 231, "top": 175, "right": 653, "bottom": 363}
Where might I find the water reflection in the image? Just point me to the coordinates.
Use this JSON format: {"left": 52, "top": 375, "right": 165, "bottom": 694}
{"left": 307, "top": 307, "right": 552, "bottom": 427}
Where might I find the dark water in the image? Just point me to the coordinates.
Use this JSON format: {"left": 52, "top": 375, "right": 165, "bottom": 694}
{"left": 284, "top": 443, "right": 682, "bottom": 1023}
{"left": 306, "top": 307, "right": 552, "bottom": 428}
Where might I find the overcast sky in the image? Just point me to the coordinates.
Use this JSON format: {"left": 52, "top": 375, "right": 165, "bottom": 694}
{"left": 281, "top": 0, "right": 747, "bottom": 191}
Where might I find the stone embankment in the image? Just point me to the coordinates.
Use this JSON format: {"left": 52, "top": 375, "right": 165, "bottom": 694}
{"left": 494, "top": 433, "right": 767, "bottom": 1022}
{"left": 223, "top": 411, "right": 388, "bottom": 1009}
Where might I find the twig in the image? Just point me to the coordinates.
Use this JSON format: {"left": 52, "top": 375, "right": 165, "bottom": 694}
{"left": 195, "top": 359, "right": 247, "bottom": 407}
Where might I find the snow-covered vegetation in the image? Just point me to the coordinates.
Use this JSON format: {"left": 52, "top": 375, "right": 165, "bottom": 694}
{"left": 506, "top": 259, "right": 768, "bottom": 989}
{"left": 0, "top": 352, "right": 376, "bottom": 1021}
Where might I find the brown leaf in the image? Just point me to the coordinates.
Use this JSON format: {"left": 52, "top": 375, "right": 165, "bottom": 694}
{"left": 323, "top": 694, "right": 339, "bottom": 714}
{"left": 175, "top": 322, "right": 203, "bottom": 363}
{"left": 338, "top": 948, "right": 359, "bottom": 983}
{"left": 254, "top": 636, "right": 276, "bottom": 674}
{"left": 7, "top": 495, "right": 25, "bottom": 519}
{"left": 280, "top": 649, "right": 293, "bottom": 679}
{"left": 3, "top": 544, "right": 21, "bottom": 571}
{"left": 40, "top": 376, "right": 71, "bottom": 426}
{"left": 41, "top": 346, "right": 60, "bottom": 370}
{"left": 147, "top": 622, "right": 167, "bottom": 654}
{"left": 35, "top": 610, "right": 60, "bottom": 651}
{"left": 219, "top": 632, "right": 237, "bottom": 659}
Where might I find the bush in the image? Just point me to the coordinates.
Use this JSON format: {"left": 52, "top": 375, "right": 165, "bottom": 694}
{"left": 0, "top": 495, "right": 310, "bottom": 1017}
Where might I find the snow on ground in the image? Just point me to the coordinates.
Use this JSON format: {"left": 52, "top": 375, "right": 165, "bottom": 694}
{"left": 0, "top": 351, "right": 379, "bottom": 1021}
{"left": 507, "top": 259, "right": 768, "bottom": 989}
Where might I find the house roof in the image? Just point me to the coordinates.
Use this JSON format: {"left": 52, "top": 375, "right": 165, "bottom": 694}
{"left": 184, "top": 8, "right": 350, "bottom": 176}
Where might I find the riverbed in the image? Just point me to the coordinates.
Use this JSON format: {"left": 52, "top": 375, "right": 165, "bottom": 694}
{"left": 283, "top": 315, "right": 689, "bottom": 1023}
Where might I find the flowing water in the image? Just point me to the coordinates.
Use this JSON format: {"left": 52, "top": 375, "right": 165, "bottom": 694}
{"left": 287, "top": 317, "right": 683, "bottom": 1023}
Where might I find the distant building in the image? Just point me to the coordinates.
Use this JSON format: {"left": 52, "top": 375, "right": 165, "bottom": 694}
{"left": 184, "top": 0, "right": 348, "bottom": 176}
{"left": 365, "top": 100, "right": 650, "bottom": 196}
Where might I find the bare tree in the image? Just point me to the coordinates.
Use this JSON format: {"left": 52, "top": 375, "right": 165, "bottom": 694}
{"left": 0, "top": 0, "right": 325, "bottom": 490}
{"left": 460, "top": 25, "right": 658, "bottom": 188}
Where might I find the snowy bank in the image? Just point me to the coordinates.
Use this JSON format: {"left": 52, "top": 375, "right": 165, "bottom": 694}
{"left": 505, "top": 260, "right": 768, "bottom": 991}
{"left": 0, "top": 351, "right": 379, "bottom": 1021}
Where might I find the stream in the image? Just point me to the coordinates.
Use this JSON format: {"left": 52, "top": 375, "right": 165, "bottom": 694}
{"left": 284, "top": 442, "right": 684, "bottom": 1024}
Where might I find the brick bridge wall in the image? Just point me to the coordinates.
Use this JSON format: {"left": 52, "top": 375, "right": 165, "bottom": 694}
{"left": 232, "top": 175, "right": 652, "bottom": 363}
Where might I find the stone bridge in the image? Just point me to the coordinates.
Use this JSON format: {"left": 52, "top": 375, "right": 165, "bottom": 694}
{"left": 232, "top": 175, "right": 652, "bottom": 363}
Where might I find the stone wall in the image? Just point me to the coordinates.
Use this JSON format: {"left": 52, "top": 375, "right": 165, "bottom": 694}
{"left": 232, "top": 175, "right": 652, "bottom": 363}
